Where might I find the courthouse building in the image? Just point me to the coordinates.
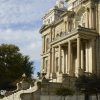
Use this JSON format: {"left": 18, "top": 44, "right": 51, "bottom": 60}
{"left": 40, "top": 0, "right": 100, "bottom": 82}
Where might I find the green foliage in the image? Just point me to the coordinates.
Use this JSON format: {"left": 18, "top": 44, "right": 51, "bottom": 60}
{"left": 0, "top": 94, "right": 4, "bottom": 99}
{"left": 55, "top": 87, "right": 74, "bottom": 96}
{"left": 37, "top": 81, "right": 41, "bottom": 89}
{"left": 75, "top": 74, "right": 100, "bottom": 94}
{"left": 0, "top": 44, "right": 34, "bottom": 90}
{"left": 65, "top": 0, "right": 70, "bottom": 2}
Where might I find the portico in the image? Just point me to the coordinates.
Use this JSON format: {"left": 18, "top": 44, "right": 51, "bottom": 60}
{"left": 50, "top": 26, "right": 98, "bottom": 78}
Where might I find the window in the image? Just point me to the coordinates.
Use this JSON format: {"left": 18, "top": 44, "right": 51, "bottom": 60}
{"left": 46, "top": 38, "right": 49, "bottom": 51}
{"left": 75, "top": 7, "right": 86, "bottom": 27}
{"left": 80, "top": 13, "right": 86, "bottom": 27}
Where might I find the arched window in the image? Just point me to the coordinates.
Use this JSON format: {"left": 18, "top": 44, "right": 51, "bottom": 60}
{"left": 75, "top": 7, "right": 86, "bottom": 28}
{"left": 80, "top": 12, "right": 87, "bottom": 27}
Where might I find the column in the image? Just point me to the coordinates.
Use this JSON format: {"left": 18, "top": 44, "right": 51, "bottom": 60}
{"left": 86, "top": 41, "right": 89, "bottom": 72}
{"left": 68, "top": 41, "right": 71, "bottom": 75}
{"left": 48, "top": 54, "right": 51, "bottom": 77}
{"left": 64, "top": 48, "right": 66, "bottom": 74}
{"left": 59, "top": 45, "right": 62, "bottom": 73}
{"left": 66, "top": 48, "right": 68, "bottom": 73}
{"left": 81, "top": 44, "right": 84, "bottom": 69}
{"left": 77, "top": 38, "right": 81, "bottom": 75}
{"left": 52, "top": 47, "right": 55, "bottom": 73}
{"left": 91, "top": 39, "right": 96, "bottom": 74}
{"left": 50, "top": 51, "right": 52, "bottom": 73}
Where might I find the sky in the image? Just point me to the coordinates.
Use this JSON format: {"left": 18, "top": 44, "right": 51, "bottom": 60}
{"left": 0, "top": 0, "right": 55, "bottom": 75}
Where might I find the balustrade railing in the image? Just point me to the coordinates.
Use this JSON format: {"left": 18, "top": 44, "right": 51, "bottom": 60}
{"left": 73, "top": 0, "right": 87, "bottom": 8}
{"left": 67, "top": 0, "right": 88, "bottom": 10}
{"left": 52, "top": 25, "right": 96, "bottom": 43}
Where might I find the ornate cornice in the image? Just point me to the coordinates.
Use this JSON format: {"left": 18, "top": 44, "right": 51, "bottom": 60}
{"left": 40, "top": 18, "right": 63, "bottom": 33}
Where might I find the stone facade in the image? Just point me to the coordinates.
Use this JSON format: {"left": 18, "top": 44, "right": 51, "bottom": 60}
{"left": 40, "top": 0, "right": 100, "bottom": 82}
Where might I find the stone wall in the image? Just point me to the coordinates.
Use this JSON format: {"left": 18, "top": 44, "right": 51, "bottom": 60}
{"left": 41, "top": 95, "right": 84, "bottom": 100}
{"left": 39, "top": 79, "right": 76, "bottom": 95}
{"left": 40, "top": 95, "right": 100, "bottom": 100}
{"left": 0, "top": 83, "right": 38, "bottom": 100}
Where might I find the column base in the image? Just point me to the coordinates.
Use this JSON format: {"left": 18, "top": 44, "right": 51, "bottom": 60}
{"left": 69, "top": 71, "right": 75, "bottom": 77}
{"left": 78, "top": 68, "right": 84, "bottom": 76}
{"left": 56, "top": 72, "right": 63, "bottom": 82}
{"left": 51, "top": 73, "right": 57, "bottom": 79}
{"left": 56, "top": 73, "right": 70, "bottom": 83}
{"left": 75, "top": 68, "right": 84, "bottom": 77}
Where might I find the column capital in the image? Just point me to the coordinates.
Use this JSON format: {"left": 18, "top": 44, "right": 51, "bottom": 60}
{"left": 68, "top": 39, "right": 72, "bottom": 43}
{"left": 91, "top": 38, "right": 96, "bottom": 41}
{"left": 77, "top": 37, "right": 81, "bottom": 39}
{"left": 77, "top": 37, "right": 81, "bottom": 44}
{"left": 58, "top": 44, "right": 61, "bottom": 47}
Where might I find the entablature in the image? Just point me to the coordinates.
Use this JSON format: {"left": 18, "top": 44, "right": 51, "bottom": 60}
{"left": 50, "top": 26, "right": 98, "bottom": 46}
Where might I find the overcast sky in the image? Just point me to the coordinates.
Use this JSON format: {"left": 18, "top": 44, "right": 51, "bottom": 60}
{"left": 0, "top": 0, "right": 55, "bottom": 75}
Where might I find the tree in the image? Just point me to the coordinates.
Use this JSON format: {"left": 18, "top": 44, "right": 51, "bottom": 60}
{"left": 75, "top": 75, "right": 90, "bottom": 100}
{"left": 75, "top": 74, "right": 100, "bottom": 100}
{"left": 87, "top": 74, "right": 100, "bottom": 100}
{"left": 55, "top": 87, "right": 74, "bottom": 100}
{"left": 65, "top": 0, "right": 70, "bottom": 2}
{"left": 0, "top": 44, "right": 34, "bottom": 90}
